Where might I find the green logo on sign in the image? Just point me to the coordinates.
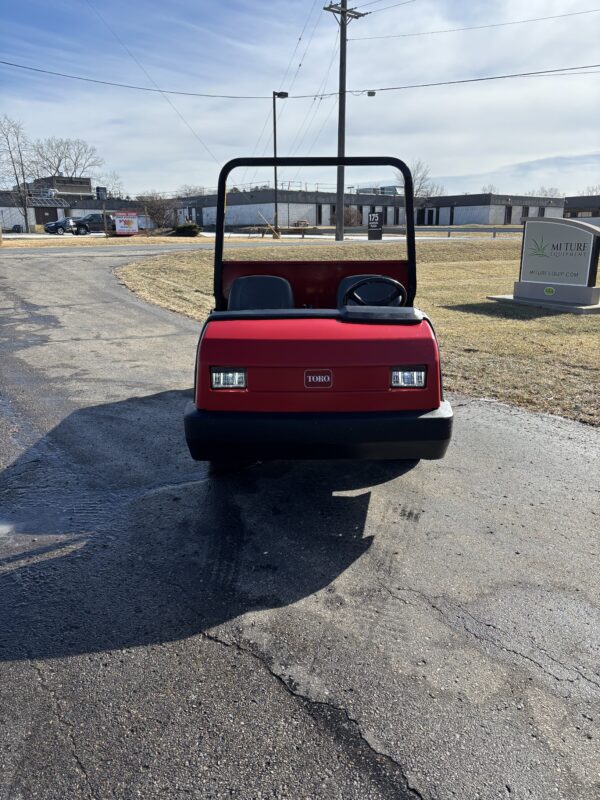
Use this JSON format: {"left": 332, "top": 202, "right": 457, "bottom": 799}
{"left": 528, "top": 237, "right": 550, "bottom": 258}
{"left": 544, "top": 286, "right": 555, "bottom": 296}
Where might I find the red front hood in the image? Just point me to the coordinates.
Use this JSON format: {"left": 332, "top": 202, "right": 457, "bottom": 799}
{"left": 196, "top": 317, "right": 441, "bottom": 413}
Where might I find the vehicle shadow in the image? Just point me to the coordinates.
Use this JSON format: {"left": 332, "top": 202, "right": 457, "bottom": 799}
{"left": 0, "top": 390, "right": 415, "bottom": 662}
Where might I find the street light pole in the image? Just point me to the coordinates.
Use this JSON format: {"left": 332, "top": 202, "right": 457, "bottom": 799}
{"left": 272, "top": 91, "right": 288, "bottom": 235}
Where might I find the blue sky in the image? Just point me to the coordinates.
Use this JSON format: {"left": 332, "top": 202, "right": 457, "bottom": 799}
{"left": 1, "top": 0, "right": 599, "bottom": 195}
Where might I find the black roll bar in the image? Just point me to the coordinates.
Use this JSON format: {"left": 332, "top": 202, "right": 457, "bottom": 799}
{"left": 214, "top": 156, "right": 416, "bottom": 310}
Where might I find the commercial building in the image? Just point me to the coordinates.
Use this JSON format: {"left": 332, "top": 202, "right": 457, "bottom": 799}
{"left": 178, "top": 188, "right": 566, "bottom": 229}
{"left": 178, "top": 187, "right": 410, "bottom": 229}
{"left": 0, "top": 176, "right": 149, "bottom": 231}
{"left": 564, "top": 195, "right": 600, "bottom": 225}
{"left": 417, "top": 193, "right": 564, "bottom": 226}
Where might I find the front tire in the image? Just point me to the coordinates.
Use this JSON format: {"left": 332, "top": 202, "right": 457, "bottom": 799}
{"left": 76, "top": 226, "right": 88, "bottom": 236}
{"left": 56, "top": 226, "right": 65, "bottom": 235}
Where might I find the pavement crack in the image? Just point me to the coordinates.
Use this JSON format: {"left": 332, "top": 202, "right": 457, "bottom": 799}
{"left": 151, "top": 565, "right": 424, "bottom": 798}
{"left": 380, "top": 583, "right": 600, "bottom": 692}
{"left": 30, "top": 660, "right": 98, "bottom": 800}
{"left": 203, "top": 628, "right": 425, "bottom": 800}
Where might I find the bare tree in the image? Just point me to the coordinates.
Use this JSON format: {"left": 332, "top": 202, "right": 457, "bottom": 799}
{"left": 31, "top": 137, "right": 68, "bottom": 177}
{"left": 396, "top": 159, "right": 444, "bottom": 198}
{"left": 0, "top": 115, "right": 33, "bottom": 231}
{"left": 97, "top": 170, "right": 125, "bottom": 198}
{"left": 330, "top": 207, "right": 362, "bottom": 226}
{"left": 578, "top": 184, "right": 600, "bottom": 195}
{"left": 481, "top": 183, "right": 498, "bottom": 194}
{"left": 526, "top": 186, "right": 563, "bottom": 197}
{"left": 136, "top": 191, "right": 177, "bottom": 229}
{"left": 177, "top": 184, "right": 205, "bottom": 197}
{"left": 32, "top": 137, "right": 104, "bottom": 178}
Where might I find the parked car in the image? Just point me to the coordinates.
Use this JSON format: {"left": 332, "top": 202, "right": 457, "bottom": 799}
{"left": 73, "top": 213, "right": 115, "bottom": 235}
{"left": 44, "top": 217, "right": 77, "bottom": 235}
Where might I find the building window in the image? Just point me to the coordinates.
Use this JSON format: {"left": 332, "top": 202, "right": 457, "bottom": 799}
{"left": 522, "top": 205, "right": 529, "bottom": 219}
{"left": 538, "top": 207, "right": 545, "bottom": 217}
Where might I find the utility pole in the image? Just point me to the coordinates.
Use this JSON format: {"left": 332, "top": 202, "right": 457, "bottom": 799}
{"left": 272, "top": 90, "right": 288, "bottom": 236}
{"left": 324, "top": 2, "right": 366, "bottom": 241}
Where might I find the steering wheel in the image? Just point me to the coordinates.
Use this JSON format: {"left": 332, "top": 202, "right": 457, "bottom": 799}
{"left": 342, "top": 276, "right": 407, "bottom": 307}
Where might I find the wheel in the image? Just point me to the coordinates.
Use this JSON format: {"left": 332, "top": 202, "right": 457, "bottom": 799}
{"left": 76, "top": 226, "right": 88, "bottom": 236}
{"left": 56, "top": 226, "right": 65, "bottom": 235}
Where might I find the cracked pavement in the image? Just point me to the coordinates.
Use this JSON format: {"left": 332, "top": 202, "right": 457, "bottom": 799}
{"left": 0, "top": 247, "right": 599, "bottom": 799}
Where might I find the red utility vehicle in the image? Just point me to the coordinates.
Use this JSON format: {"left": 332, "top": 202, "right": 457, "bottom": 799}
{"left": 185, "top": 156, "right": 452, "bottom": 462}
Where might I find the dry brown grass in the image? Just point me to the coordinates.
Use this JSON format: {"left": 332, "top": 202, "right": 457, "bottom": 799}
{"left": 117, "top": 238, "right": 600, "bottom": 425}
{"left": 0, "top": 234, "right": 274, "bottom": 249}
{"left": 1, "top": 235, "right": 180, "bottom": 248}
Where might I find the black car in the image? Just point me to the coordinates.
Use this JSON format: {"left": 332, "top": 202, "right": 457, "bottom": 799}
{"left": 44, "top": 217, "right": 78, "bottom": 235}
{"left": 73, "top": 213, "right": 115, "bottom": 235}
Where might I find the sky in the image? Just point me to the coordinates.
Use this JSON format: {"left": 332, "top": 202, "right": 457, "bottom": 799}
{"left": 1, "top": 0, "right": 599, "bottom": 196}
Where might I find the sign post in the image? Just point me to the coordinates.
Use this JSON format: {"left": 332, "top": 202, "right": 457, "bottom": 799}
{"left": 367, "top": 211, "right": 383, "bottom": 241}
{"left": 490, "top": 217, "right": 600, "bottom": 314}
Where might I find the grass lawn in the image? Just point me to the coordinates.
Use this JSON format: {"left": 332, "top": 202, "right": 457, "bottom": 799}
{"left": 0, "top": 234, "right": 192, "bottom": 248}
{"left": 117, "top": 238, "right": 600, "bottom": 425}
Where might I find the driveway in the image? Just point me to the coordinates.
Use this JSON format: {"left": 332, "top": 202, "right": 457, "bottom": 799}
{"left": 0, "top": 247, "right": 598, "bottom": 799}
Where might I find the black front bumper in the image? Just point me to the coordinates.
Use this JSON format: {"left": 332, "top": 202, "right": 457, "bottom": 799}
{"left": 184, "top": 401, "right": 453, "bottom": 461}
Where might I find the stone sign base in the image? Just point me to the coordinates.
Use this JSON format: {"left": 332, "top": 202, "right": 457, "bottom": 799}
{"left": 487, "top": 294, "right": 600, "bottom": 315}
{"left": 487, "top": 279, "right": 600, "bottom": 314}
{"left": 513, "top": 280, "right": 600, "bottom": 306}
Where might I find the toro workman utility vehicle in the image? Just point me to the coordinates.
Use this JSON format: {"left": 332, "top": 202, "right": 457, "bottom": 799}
{"left": 185, "top": 156, "right": 452, "bottom": 462}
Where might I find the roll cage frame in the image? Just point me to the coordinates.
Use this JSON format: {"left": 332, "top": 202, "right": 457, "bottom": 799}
{"left": 213, "top": 156, "right": 417, "bottom": 311}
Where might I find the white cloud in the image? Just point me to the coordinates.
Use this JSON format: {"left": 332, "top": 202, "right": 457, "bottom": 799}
{"left": 1, "top": 0, "right": 598, "bottom": 194}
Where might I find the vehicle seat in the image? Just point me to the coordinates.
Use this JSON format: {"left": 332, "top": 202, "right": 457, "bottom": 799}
{"left": 337, "top": 274, "right": 405, "bottom": 307}
{"left": 228, "top": 275, "right": 295, "bottom": 310}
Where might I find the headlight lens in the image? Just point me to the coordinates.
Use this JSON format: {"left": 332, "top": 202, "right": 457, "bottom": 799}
{"left": 391, "top": 368, "right": 426, "bottom": 388}
{"left": 211, "top": 368, "right": 247, "bottom": 389}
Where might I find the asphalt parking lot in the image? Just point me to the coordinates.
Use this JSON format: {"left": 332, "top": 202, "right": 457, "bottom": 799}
{"left": 0, "top": 246, "right": 598, "bottom": 799}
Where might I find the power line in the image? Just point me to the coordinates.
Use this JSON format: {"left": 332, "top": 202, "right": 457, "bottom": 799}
{"left": 285, "top": 5, "right": 324, "bottom": 96}
{"left": 356, "top": 0, "right": 395, "bottom": 7}
{"left": 278, "top": 0, "right": 320, "bottom": 90}
{"left": 360, "top": 0, "right": 417, "bottom": 14}
{"left": 272, "top": 5, "right": 326, "bottom": 179}
{"left": 0, "top": 59, "right": 272, "bottom": 97}
{"left": 287, "top": 30, "right": 340, "bottom": 156}
{"left": 1, "top": 58, "right": 598, "bottom": 98}
{"left": 366, "top": 64, "right": 600, "bottom": 93}
{"left": 240, "top": 0, "right": 322, "bottom": 187}
{"left": 83, "top": 0, "right": 218, "bottom": 164}
{"left": 350, "top": 7, "right": 600, "bottom": 40}
{"left": 305, "top": 97, "right": 338, "bottom": 154}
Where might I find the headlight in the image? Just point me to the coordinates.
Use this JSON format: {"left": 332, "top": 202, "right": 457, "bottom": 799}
{"left": 211, "top": 368, "right": 247, "bottom": 389}
{"left": 390, "top": 368, "right": 426, "bottom": 388}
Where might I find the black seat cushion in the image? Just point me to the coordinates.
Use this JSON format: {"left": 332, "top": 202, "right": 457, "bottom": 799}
{"left": 337, "top": 274, "right": 405, "bottom": 307}
{"left": 228, "top": 275, "right": 294, "bottom": 310}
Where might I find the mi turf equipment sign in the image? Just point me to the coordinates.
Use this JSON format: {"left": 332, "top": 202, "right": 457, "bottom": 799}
{"left": 513, "top": 217, "right": 600, "bottom": 311}
{"left": 521, "top": 219, "right": 598, "bottom": 287}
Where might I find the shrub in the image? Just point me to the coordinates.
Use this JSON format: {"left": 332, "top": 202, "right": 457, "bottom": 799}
{"left": 173, "top": 222, "right": 201, "bottom": 237}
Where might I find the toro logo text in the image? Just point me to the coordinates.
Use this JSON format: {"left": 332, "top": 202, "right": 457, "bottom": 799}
{"left": 304, "top": 369, "right": 333, "bottom": 389}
